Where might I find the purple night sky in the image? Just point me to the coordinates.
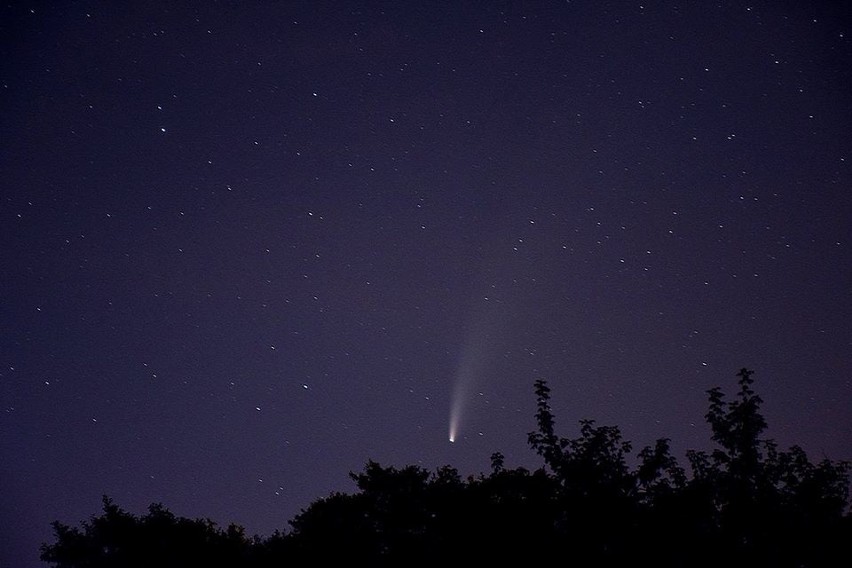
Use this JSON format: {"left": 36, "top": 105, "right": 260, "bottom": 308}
{"left": 2, "top": 2, "right": 850, "bottom": 566}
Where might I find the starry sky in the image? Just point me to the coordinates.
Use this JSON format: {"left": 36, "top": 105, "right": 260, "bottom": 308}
{"left": 2, "top": 2, "right": 850, "bottom": 566}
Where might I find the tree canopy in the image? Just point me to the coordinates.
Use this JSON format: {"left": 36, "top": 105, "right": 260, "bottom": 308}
{"left": 41, "top": 368, "right": 850, "bottom": 567}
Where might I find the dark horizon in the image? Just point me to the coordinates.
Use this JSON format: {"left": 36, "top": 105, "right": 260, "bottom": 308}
{"left": 2, "top": 2, "right": 851, "bottom": 566}
{"left": 39, "top": 372, "right": 852, "bottom": 567}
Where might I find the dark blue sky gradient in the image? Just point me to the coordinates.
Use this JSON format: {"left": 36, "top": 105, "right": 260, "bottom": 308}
{"left": 2, "top": 2, "right": 850, "bottom": 566}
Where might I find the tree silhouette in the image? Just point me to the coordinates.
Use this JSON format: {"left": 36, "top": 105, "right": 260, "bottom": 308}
{"left": 527, "top": 376, "right": 640, "bottom": 562}
{"left": 680, "top": 368, "right": 850, "bottom": 566}
{"left": 40, "top": 496, "right": 257, "bottom": 568}
{"left": 41, "top": 368, "right": 850, "bottom": 567}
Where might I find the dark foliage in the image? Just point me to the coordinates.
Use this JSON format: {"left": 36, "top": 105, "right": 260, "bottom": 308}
{"left": 39, "top": 497, "right": 257, "bottom": 568}
{"left": 42, "top": 369, "right": 850, "bottom": 567}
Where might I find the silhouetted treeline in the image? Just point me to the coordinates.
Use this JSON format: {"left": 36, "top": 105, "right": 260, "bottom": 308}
{"left": 42, "top": 369, "right": 850, "bottom": 567}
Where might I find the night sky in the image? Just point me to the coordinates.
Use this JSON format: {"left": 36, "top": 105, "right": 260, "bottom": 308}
{"left": 2, "top": 2, "right": 851, "bottom": 566}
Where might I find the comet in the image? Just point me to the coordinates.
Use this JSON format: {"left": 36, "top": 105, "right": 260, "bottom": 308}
{"left": 448, "top": 346, "right": 475, "bottom": 445}
{"left": 446, "top": 236, "right": 517, "bottom": 444}
{"left": 448, "top": 391, "right": 463, "bottom": 443}
{"left": 447, "top": 295, "right": 506, "bottom": 445}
